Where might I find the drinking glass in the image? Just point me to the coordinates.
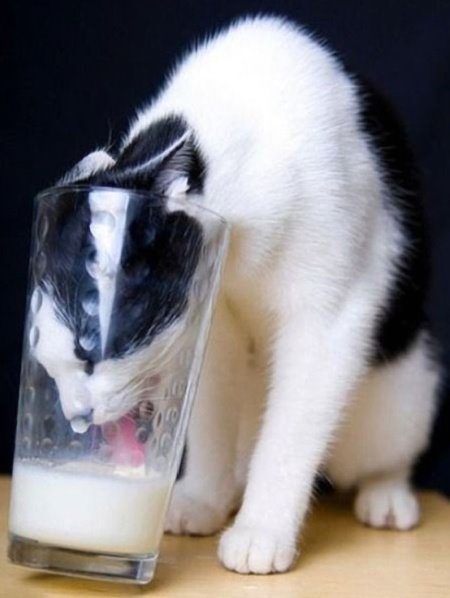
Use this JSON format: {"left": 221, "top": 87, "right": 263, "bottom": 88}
{"left": 8, "top": 186, "right": 229, "bottom": 584}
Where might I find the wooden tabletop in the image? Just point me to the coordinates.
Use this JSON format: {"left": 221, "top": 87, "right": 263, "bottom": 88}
{"left": 1, "top": 476, "right": 449, "bottom": 597}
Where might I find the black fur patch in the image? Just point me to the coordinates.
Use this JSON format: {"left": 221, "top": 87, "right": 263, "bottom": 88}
{"left": 117, "top": 116, "right": 190, "bottom": 169}
{"left": 83, "top": 115, "right": 206, "bottom": 195}
{"left": 38, "top": 190, "right": 102, "bottom": 365}
{"left": 353, "top": 74, "right": 429, "bottom": 364}
{"left": 38, "top": 188, "right": 203, "bottom": 363}
{"left": 45, "top": 115, "right": 208, "bottom": 363}
{"left": 104, "top": 200, "right": 203, "bottom": 359}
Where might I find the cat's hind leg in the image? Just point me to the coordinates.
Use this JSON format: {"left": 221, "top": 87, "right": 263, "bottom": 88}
{"left": 327, "top": 332, "right": 440, "bottom": 530}
{"left": 354, "top": 469, "right": 420, "bottom": 529}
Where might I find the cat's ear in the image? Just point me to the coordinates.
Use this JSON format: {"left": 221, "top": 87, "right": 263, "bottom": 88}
{"left": 114, "top": 115, "right": 206, "bottom": 196}
{"left": 58, "top": 150, "right": 116, "bottom": 185}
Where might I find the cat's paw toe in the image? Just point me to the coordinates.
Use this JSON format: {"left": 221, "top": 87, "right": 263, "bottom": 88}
{"left": 355, "top": 482, "right": 420, "bottom": 530}
{"left": 218, "top": 524, "right": 297, "bottom": 574}
{"left": 164, "top": 488, "right": 227, "bottom": 536}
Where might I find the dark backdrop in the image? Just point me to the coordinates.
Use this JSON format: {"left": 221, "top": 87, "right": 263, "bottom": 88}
{"left": 2, "top": 1, "right": 450, "bottom": 494}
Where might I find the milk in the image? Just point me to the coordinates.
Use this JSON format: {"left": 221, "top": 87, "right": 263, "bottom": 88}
{"left": 9, "top": 460, "right": 170, "bottom": 555}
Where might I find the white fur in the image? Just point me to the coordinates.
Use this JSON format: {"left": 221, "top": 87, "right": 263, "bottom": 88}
{"left": 138, "top": 17, "right": 438, "bottom": 573}
{"left": 33, "top": 292, "right": 92, "bottom": 421}
{"left": 52, "top": 16, "right": 439, "bottom": 573}
{"left": 58, "top": 150, "right": 116, "bottom": 185}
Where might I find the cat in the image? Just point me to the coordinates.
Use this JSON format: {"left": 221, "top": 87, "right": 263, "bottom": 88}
{"left": 38, "top": 15, "right": 440, "bottom": 574}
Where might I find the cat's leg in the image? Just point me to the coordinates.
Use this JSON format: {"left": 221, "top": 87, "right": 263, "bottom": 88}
{"left": 234, "top": 348, "right": 266, "bottom": 499}
{"left": 165, "top": 296, "right": 250, "bottom": 535}
{"left": 327, "top": 332, "right": 439, "bottom": 529}
{"left": 218, "top": 297, "right": 371, "bottom": 574}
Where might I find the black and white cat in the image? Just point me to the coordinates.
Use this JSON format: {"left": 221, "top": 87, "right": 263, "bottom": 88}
{"left": 38, "top": 16, "right": 439, "bottom": 574}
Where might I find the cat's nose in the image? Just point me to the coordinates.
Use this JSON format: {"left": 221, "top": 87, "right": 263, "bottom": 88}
{"left": 70, "top": 409, "right": 93, "bottom": 434}
{"left": 56, "top": 372, "right": 92, "bottom": 423}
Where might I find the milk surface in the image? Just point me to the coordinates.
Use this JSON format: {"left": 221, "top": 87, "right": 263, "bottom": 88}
{"left": 9, "top": 460, "right": 170, "bottom": 554}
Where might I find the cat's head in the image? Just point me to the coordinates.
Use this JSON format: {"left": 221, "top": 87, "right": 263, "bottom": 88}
{"left": 32, "top": 115, "right": 208, "bottom": 428}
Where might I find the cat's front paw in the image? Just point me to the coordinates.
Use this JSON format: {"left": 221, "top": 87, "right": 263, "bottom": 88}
{"left": 218, "top": 524, "right": 297, "bottom": 574}
{"left": 164, "top": 487, "right": 228, "bottom": 536}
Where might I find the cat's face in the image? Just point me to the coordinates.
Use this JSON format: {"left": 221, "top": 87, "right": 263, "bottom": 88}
{"left": 31, "top": 116, "right": 207, "bottom": 429}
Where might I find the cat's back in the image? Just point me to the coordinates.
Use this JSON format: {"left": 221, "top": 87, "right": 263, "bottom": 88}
{"left": 126, "top": 16, "right": 358, "bottom": 160}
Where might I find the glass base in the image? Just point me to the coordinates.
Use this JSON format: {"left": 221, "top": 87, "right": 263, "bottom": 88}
{"left": 8, "top": 534, "right": 157, "bottom": 584}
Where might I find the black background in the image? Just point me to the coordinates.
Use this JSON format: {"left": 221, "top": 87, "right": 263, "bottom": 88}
{"left": 2, "top": 1, "right": 449, "bottom": 494}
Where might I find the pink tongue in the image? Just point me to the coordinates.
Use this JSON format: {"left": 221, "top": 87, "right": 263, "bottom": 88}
{"left": 102, "top": 417, "right": 145, "bottom": 466}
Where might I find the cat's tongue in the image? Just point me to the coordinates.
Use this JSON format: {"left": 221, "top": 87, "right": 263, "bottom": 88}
{"left": 102, "top": 417, "right": 145, "bottom": 467}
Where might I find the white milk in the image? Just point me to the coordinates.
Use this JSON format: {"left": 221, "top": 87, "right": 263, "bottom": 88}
{"left": 9, "top": 460, "right": 170, "bottom": 555}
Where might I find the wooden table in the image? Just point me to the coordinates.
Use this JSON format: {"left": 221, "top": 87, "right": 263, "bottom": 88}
{"left": 1, "top": 476, "right": 449, "bottom": 597}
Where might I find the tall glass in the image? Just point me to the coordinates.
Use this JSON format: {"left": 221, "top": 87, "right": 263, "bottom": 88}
{"left": 8, "top": 186, "right": 229, "bottom": 584}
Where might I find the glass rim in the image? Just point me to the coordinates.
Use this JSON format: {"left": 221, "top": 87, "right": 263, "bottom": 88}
{"left": 35, "top": 184, "right": 230, "bottom": 228}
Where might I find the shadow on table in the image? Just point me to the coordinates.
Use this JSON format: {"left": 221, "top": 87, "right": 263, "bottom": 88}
{"left": 23, "top": 565, "right": 174, "bottom": 596}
